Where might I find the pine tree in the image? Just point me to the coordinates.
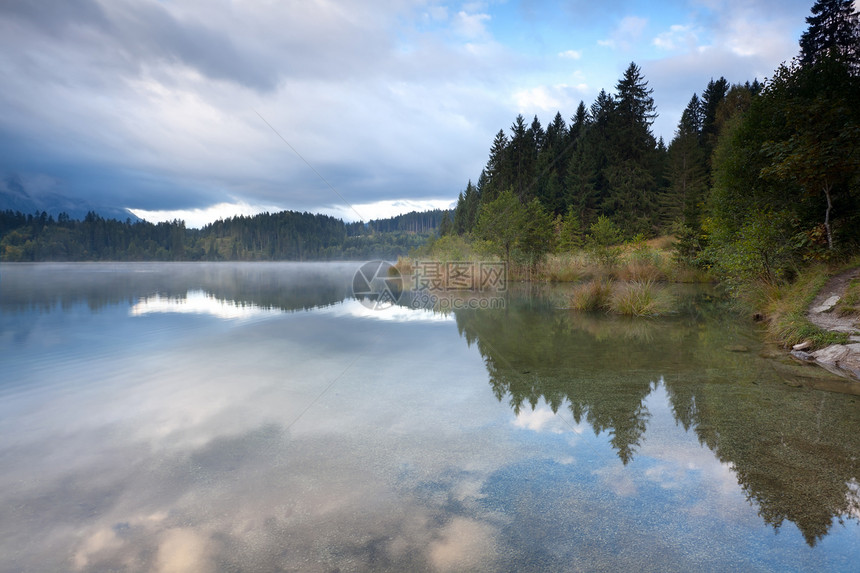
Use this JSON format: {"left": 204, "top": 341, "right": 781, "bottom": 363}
{"left": 570, "top": 101, "right": 590, "bottom": 141}
{"left": 509, "top": 114, "right": 536, "bottom": 201}
{"left": 663, "top": 95, "right": 709, "bottom": 230}
{"left": 700, "top": 77, "right": 729, "bottom": 156}
{"left": 565, "top": 140, "right": 599, "bottom": 228}
{"left": 607, "top": 62, "right": 660, "bottom": 234}
{"left": 799, "top": 0, "right": 860, "bottom": 71}
{"left": 530, "top": 115, "right": 546, "bottom": 154}
{"left": 546, "top": 111, "right": 567, "bottom": 151}
{"left": 484, "top": 130, "right": 510, "bottom": 201}
{"left": 453, "top": 180, "right": 481, "bottom": 235}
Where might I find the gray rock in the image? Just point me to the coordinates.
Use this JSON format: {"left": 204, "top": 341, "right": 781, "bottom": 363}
{"left": 811, "top": 295, "right": 841, "bottom": 313}
{"left": 811, "top": 343, "right": 860, "bottom": 379}
{"left": 790, "top": 350, "right": 815, "bottom": 362}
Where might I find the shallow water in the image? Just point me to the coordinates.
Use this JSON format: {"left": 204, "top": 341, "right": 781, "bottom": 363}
{"left": 1, "top": 262, "right": 858, "bottom": 572}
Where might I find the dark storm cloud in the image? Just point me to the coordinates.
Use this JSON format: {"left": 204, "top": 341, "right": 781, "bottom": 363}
{"left": 2, "top": 0, "right": 278, "bottom": 91}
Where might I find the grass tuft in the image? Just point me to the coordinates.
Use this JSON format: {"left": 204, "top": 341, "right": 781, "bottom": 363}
{"left": 609, "top": 280, "right": 671, "bottom": 317}
{"left": 569, "top": 279, "right": 613, "bottom": 311}
{"left": 751, "top": 265, "right": 850, "bottom": 349}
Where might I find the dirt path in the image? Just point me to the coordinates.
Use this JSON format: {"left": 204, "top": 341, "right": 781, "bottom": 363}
{"left": 807, "top": 267, "right": 860, "bottom": 335}
{"left": 802, "top": 267, "right": 860, "bottom": 380}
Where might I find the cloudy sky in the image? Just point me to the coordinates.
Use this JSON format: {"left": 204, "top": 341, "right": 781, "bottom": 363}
{"left": 0, "top": 0, "right": 816, "bottom": 226}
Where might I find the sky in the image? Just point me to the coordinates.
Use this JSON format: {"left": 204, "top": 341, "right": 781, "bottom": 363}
{"left": 0, "top": 0, "right": 819, "bottom": 226}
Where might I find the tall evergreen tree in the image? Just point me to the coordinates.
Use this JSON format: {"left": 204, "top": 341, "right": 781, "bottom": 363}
{"left": 453, "top": 180, "right": 481, "bottom": 235}
{"left": 565, "top": 139, "right": 600, "bottom": 228}
{"left": 613, "top": 62, "right": 657, "bottom": 156}
{"left": 799, "top": 0, "right": 860, "bottom": 71}
{"left": 530, "top": 115, "right": 546, "bottom": 154}
{"left": 509, "top": 114, "right": 536, "bottom": 201}
{"left": 570, "top": 100, "right": 590, "bottom": 140}
{"left": 700, "top": 77, "right": 730, "bottom": 156}
{"left": 484, "top": 130, "right": 510, "bottom": 201}
{"left": 606, "top": 62, "right": 660, "bottom": 234}
{"left": 546, "top": 111, "right": 567, "bottom": 151}
{"left": 663, "top": 95, "right": 709, "bottom": 230}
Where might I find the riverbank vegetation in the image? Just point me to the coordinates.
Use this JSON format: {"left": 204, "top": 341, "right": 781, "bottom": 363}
{"left": 752, "top": 265, "right": 851, "bottom": 349}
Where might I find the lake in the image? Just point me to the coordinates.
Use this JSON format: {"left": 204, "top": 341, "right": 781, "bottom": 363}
{"left": 1, "top": 262, "right": 858, "bottom": 572}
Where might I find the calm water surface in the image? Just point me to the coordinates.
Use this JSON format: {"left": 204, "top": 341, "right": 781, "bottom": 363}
{"left": 1, "top": 262, "right": 858, "bottom": 572}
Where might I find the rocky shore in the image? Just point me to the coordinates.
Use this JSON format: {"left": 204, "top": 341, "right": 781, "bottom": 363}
{"left": 791, "top": 268, "right": 860, "bottom": 380}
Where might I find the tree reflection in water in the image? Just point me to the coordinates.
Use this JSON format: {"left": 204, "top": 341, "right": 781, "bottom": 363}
{"left": 452, "top": 286, "right": 860, "bottom": 546}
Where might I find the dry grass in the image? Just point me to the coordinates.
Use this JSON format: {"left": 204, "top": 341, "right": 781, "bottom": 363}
{"left": 837, "top": 278, "right": 860, "bottom": 317}
{"left": 751, "top": 265, "right": 849, "bottom": 349}
{"left": 569, "top": 279, "right": 614, "bottom": 311}
{"left": 540, "top": 252, "right": 593, "bottom": 282}
{"left": 614, "top": 259, "right": 666, "bottom": 282}
{"left": 609, "top": 280, "right": 671, "bottom": 316}
{"left": 567, "top": 278, "right": 672, "bottom": 316}
{"left": 540, "top": 237, "right": 708, "bottom": 284}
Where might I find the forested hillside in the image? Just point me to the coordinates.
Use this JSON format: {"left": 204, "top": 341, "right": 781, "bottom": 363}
{"left": 0, "top": 209, "right": 448, "bottom": 262}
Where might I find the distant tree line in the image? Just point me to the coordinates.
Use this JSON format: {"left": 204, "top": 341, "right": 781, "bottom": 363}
{"left": 449, "top": 0, "right": 860, "bottom": 282}
{"left": 0, "top": 208, "right": 448, "bottom": 262}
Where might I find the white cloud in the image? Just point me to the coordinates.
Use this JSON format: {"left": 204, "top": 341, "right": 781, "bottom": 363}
{"left": 513, "top": 84, "right": 587, "bottom": 114}
{"left": 129, "top": 200, "right": 283, "bottom": 228}
{"left": 513, "top": 406, "right": 570, "bottom": 433}
{"left": 558, "top": 49, "right": 582, "bottom": 59}
{"left": 454, "top": 10, "right": 491, "bottom": 39}
{"left": 514, "top": 86, "right": 562, "bottom": 112}
{"left": 319, "top": 198, "right": 455, "bottom": 223}
{"left": 653, "top": 24, "right": 700, "bottom": 51}
{"left": 598, "top": 16, "right": 648, "bottom": 50}
{"left": 426, "top": 5, "right": 449, "bottom": 22}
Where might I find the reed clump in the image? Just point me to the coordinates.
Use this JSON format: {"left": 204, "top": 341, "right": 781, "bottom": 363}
{"left": 568, "top": 278, "right": 672, "bottom": 316}
{"left": 609, "top": 279, "right": 671, "bottom": 317}
{"left": 569, "top": 279, "right": 614, "bottom": 311}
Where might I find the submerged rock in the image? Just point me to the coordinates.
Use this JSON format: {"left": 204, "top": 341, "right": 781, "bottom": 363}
{"left": 790, "top": 350, "right": 815, "bottom": 362}
{"left": 811, "top": 344, "right": 860, "bottom": 379}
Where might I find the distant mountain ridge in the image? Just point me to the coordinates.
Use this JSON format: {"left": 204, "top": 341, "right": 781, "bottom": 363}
{"left": 0, "top": 175, "right": 139, "bottom": 222}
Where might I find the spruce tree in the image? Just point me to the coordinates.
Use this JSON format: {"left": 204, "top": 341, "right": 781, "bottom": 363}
{"left": 484, "top": 130, "right": 510, "bottom": 201}
{"left": 663, "top": 95, "right": 708, "bottom": 231}
{"left": 607, "top": 62, "right": 660, "bottom": 234}
{"left": 799, "top": 0, "right": 860, "bottom": 71}
{"left": 700, "top": 77, "right": 729, "bottom": 156}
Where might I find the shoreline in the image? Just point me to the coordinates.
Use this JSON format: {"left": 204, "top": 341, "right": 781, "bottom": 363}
{"left": 791, "top": 267, "right": 860, "bottom": 381}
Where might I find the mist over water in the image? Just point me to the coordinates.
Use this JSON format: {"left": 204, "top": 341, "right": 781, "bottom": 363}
{"left": 1, "top": 263, "right": 858, "bottom": 572}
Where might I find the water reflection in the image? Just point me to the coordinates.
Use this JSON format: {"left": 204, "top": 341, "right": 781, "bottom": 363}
{"left": 452, "top": 292, "right": 860, "bottom": 546}
{"left": 0, "top": 262, "right": 356, "bottom": 314}
{"left": 1, "top": 263, "right": 859, "bottom": 571}
{"left": 130, "top": 290, "right": 283, "bottom": 320}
